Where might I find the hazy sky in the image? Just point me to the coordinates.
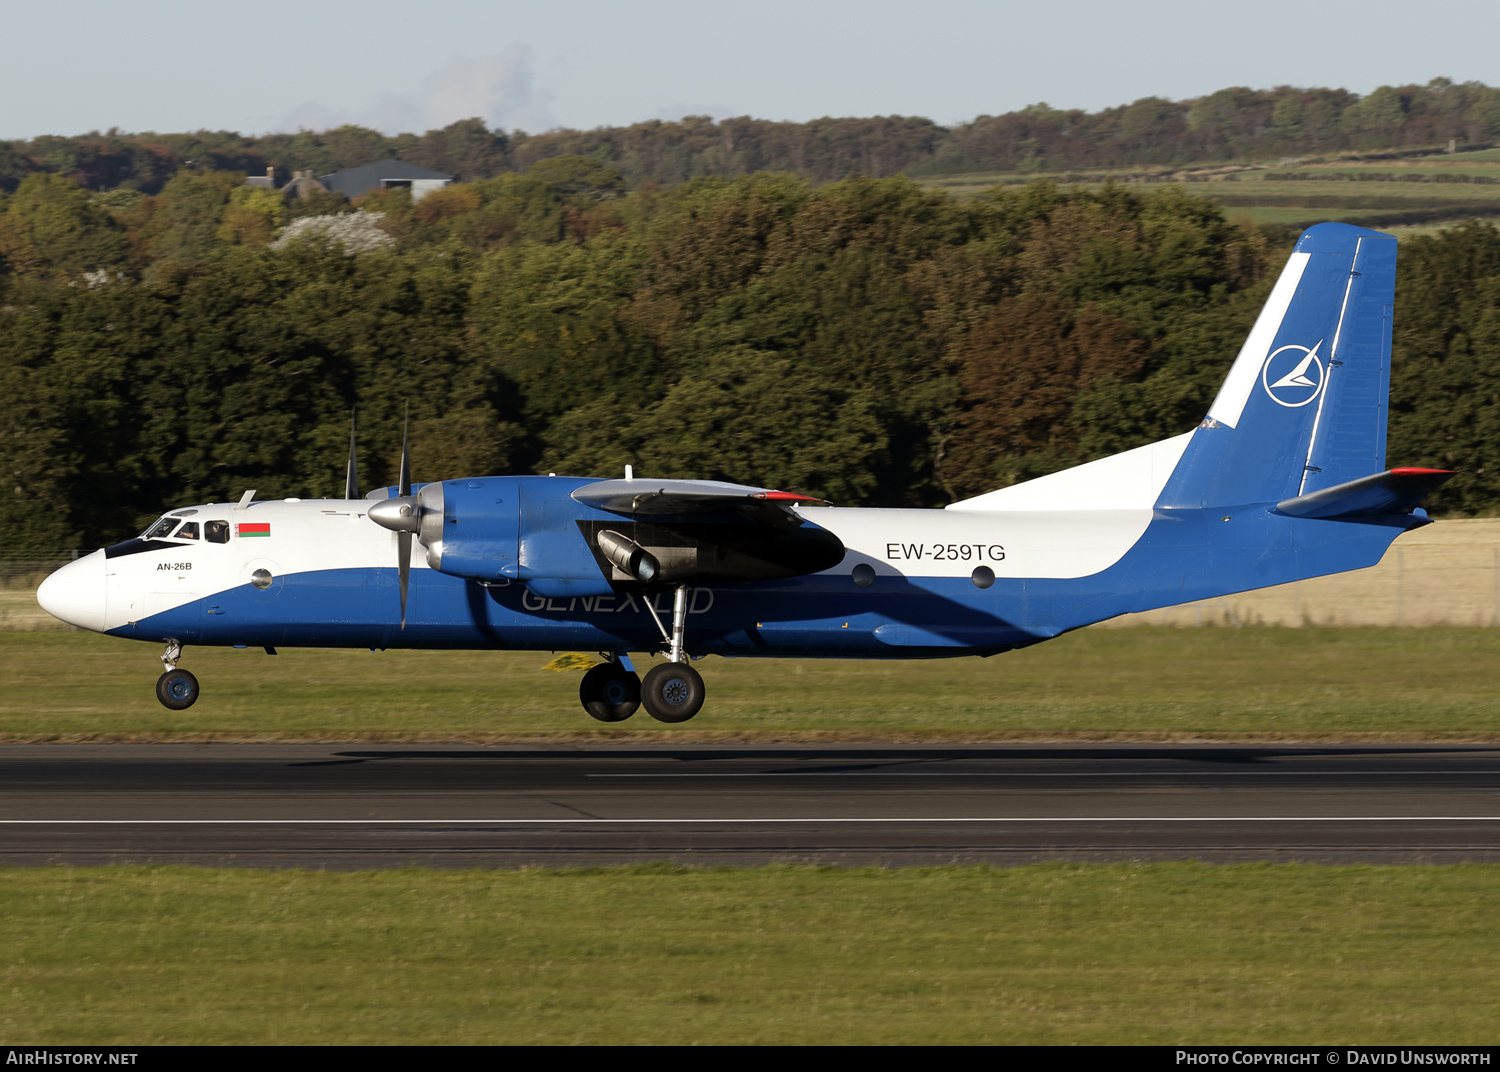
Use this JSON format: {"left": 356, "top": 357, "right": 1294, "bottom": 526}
{"left": 5, "top": 0, "right": 1497, "bottom": 139}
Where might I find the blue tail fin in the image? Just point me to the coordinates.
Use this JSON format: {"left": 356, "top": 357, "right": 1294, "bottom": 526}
{"left": 1159, "top": 222, "right": 1397, "bottom": 510}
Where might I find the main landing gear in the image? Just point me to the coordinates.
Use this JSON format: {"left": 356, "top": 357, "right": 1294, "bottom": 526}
{"left": 578, "top": 584, "right": 707, "bottom": 724}
{"left": 155, "top": 639, "right": 200, "bottom": 710}
{"left": 640, "top": 662, "right": 704, "bottom": 723}
{"left": 580, "top": 660, "right": 640, "bottom": 722}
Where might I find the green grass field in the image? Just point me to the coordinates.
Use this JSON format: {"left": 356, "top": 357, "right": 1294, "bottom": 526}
{"left": 6, "top": 627, "right": 1500, "bottom": 741}
{"left": 1210, "top": 174, "right": 1500, "bottom": 229}
{"left": 4, "top": 863, "right": 1498, "bottom": 1044}
{"left": 9, "top": 630, "right": 1499, "bottom": 1044}
{"left": 921, "top": 149, "right": 1500, "bottom": 233}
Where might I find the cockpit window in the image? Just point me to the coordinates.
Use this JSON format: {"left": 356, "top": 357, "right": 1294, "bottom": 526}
{"left": 144, "top": 518, "right": 179, "bottom": 539}
{"left": 176, "top": 522, "right": 199, "bottom": 540}
{"left": 205, "top": 520, "right": 230, "bottom": 544}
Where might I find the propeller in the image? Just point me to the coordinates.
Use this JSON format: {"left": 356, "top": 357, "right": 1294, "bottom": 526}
{"left": 366, "top": 404, "right": 444, "bottom": 629}
{"left": 344, "top": 408, "right": 359, "bottom": 500}
{"left": 396, "top": 408, "right": 412, "bottom": 627}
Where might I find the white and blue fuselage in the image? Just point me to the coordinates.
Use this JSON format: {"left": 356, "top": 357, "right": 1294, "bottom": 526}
{"left": 40, "top": 433, "right": 1422, "bottom": 659}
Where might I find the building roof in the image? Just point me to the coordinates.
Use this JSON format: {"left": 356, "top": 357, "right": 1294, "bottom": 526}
{"left": 280, "top": 171, "right": 328, "bottom": 201}
{"left": 318, "top": 159, "right": 455, "bottom": 199}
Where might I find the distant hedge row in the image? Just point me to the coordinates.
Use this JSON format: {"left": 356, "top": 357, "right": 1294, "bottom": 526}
{"left": 4, "top": 78, "right": 1500, "bottom": 196}
{"left": 1267, "top": 171, "right": 1500, "bottom": 184}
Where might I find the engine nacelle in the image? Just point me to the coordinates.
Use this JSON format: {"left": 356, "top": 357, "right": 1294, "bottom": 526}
{"left": 381, "top": 476, "right": 845, "bottom": 597}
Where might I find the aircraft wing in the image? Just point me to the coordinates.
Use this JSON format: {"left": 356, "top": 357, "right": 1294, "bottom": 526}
{"left": 571, "top": 478, "right": 824, "bottom": 529}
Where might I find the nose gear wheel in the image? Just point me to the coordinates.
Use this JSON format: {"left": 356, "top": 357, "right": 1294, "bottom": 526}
{"left": 156, "top": 668, "right": 200, "bottom": 710}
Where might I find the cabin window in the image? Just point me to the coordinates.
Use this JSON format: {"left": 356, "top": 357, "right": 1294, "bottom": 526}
{"left": 205, "top": 520, "right": 230, "bottom": 544}
{"left": 176, "top": 522, "right": 199, "bottom": 540}
{"left": 144, "top": 518, "right": 179, "bottom": 539}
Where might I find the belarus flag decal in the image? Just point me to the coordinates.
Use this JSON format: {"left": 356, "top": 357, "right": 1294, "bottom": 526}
{"left": 238, "top": 523, "right": 271, "bottom": 538}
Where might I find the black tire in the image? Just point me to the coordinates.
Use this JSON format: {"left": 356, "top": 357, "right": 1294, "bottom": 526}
{"left": 156, "top": 668, "right": 200, "bottom": 711}
{"left": 641, "top": 662, "right": 705, "bottom": 723}
{"left": 579, "top": 662, "right": 641, "bottom": 722}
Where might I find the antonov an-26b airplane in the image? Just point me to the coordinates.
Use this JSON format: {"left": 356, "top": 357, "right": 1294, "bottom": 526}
{"left": 37, "top": 222, "right": 1454, "bottom": 723}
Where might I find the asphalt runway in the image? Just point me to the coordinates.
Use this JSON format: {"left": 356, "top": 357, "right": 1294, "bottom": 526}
{"left": 4, "top": 743, "right": 1500, "bottom": 868}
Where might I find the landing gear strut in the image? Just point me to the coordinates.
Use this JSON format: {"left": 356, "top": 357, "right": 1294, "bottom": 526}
{"left": 640, "top": 584, "right": 706, "bottom": 723}
{"left": 155, "top": 639, "right": 200, "bottom": 710}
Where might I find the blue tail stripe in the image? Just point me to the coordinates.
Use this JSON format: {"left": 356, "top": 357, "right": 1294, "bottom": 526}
{"left": 1302, "top": 236, "right": 1397, "bottom": 494}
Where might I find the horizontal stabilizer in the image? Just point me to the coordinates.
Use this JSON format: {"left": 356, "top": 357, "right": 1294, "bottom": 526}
{"left": 1273, "top": 467, "right": 1456, "bottom": 520}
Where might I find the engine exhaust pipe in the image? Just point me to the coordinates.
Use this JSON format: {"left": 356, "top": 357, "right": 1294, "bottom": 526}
{"left": 597, "top": 530, "right": 660, "bottom": 584}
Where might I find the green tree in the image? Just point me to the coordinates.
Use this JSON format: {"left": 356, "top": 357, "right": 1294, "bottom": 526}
{"left": 12, "top": 166, "right": 1500, "bottom": 552}
{"left": 1342, "top": 85, "right": 1408, "bottom": 141}
{"left": 284, "top": 185, "right": 352, "bottom": 221}
{"left": 472, "top": 235, "right": 655, "bottom": 436}
{"left": 1187, "top": 88, "right": 1245, "bottom": 131}
{"left": 398, "top": 175, "right": 569, "bottom": 252}
{"left": 141, "top": 171, "right": 241, "bottom": 269}
{"left": 218, "top": 186, "right": 286, "bottom": 246}
{"left": 525, "top": 155, "right": 625, "bottom": 199}
{"left": 941, "top": 184, "right": 1275, "bottom": 497}
{"left": 0, "top": 142, "right": 36, "bottom": 194}
{"left": 0, "top": 174, "right": 128, "bottom": 283}
{"left": 545, "top": 346, "right": 886, "bottom": 502}
{"left": 255, "top": 125, "right": 392, "bottom": 179}
{"left": 401, "top": 118, "right": 510, "bottom": 180}
{"left": 1270, "top": 96, "right": 1305, "bottom": 139}
{"left": 1388, "top": 220, "right": 1500, "bottom": 515}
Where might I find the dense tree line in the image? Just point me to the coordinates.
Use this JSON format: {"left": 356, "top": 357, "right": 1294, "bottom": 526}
{"left": 4, "top": 79, "right": 1500, "bottom": 200}
{"left": 1, "top": 164, "right": 1498, "bottom": 550}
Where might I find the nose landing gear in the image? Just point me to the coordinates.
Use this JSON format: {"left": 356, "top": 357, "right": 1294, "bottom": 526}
{"left": 155, "top": 639, "right": 200, "bottom": 710}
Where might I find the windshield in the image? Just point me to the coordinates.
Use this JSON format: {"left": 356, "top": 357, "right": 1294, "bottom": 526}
{"left": 143, "top": 518, "right": 179, "bottom": 539}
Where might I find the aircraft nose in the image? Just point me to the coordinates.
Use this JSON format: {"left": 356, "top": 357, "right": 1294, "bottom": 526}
{"left": 36, "top": 550, "right": 108, "bottom": 632}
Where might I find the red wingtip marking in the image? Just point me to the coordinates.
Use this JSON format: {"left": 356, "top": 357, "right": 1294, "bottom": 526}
{"left": 755, "top": 491, "right": 825, "bottom": 503}
{"left": 1390, "top": 467, "right": 1459, "bottom": 476}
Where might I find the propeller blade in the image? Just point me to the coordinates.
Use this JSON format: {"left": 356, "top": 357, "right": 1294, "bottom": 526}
{"left": 344, "top": 408, "right": 359, "bottom": 500}
{"left": 377, "top": 404, "right": 413, "bottom": 628}
{"left": 398, "top": 403, "right": 411, "bottom": 498}
{"left": 398, "top": 530, "right": 411, "bottom": 629}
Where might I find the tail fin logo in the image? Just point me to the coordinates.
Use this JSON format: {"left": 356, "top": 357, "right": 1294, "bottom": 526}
{"left": 1261, "top": 341, "right": 1325, "bottom": 408}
